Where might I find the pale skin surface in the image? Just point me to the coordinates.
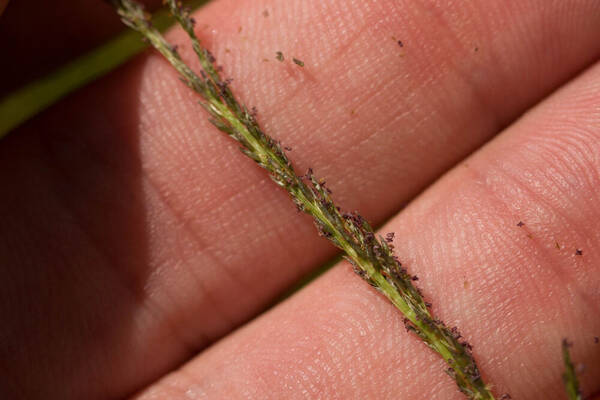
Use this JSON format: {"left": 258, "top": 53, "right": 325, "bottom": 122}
{"left": 0, "top": 0, "right": 599, "bottom": 399}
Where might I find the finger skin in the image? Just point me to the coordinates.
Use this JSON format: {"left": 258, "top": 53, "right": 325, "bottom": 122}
{"left": 133, "top": 62, "right": 600, "bottom": 399}
{"left": 1, "top": 0, "right": 600, "bottom": 399}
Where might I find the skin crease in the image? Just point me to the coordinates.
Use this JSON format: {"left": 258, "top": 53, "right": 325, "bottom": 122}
{"left": 0, "top": 0, "right": 599, "bottom": 399}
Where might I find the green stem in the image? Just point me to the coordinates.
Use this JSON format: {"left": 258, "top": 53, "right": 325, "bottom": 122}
{"left": 0, "top": 0, "right": 209, "bottom": 139}
{"left": 562, "top": 339, "right": 582, "bottom": 400}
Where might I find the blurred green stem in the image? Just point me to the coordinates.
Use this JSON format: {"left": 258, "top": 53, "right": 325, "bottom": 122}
{"left": 0, "top": 0, "right": 209, "bottom": 139}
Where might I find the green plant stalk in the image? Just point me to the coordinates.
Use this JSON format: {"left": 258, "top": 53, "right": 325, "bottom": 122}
{"left": 112, "top": 1, "right": 498, "bottom": 398}
{"left": 0, "top": 0, "right": 209, "bottom": 139}
{"left": 562, "top": 340, "right": 582, "bottom": 400}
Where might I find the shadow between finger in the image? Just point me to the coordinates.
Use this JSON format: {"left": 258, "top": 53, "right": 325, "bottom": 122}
{"left": 0, "top": 56, "right": 161, "bottom": 399}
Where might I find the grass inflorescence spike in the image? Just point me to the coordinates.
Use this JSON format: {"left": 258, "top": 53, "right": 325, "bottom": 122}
{"left": 109, "top": 1, "right": 498, "bottom": 398}
{"left": 562, "top": 339, "right": 582, "bottom": 400}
